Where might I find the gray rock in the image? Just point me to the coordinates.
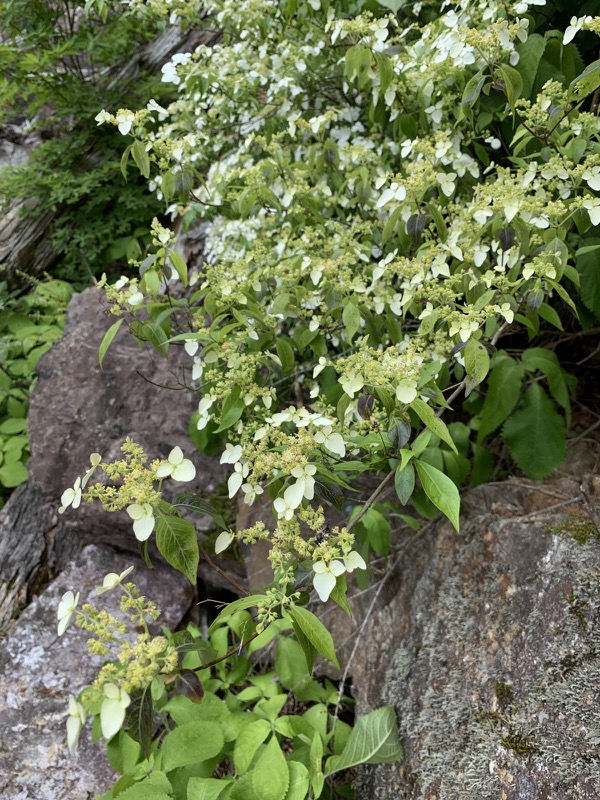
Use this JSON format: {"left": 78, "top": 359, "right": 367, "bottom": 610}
{"left": 0, "top": 544, "right": 193, "bottom": 800}
{"left": 350, "top": 475, "right": 600, "bottom": 799}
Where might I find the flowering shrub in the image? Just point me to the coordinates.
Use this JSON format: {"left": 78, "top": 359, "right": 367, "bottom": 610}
{"left": 58, "top": 0, "right": 600, "bottom": 794}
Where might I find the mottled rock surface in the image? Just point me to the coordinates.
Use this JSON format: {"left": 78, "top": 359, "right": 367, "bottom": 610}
{"left": 351, "top": 474, "right": 600, "bottom": 800}
{"left": 0, "top": 545, "right": 193, "bottom": 800}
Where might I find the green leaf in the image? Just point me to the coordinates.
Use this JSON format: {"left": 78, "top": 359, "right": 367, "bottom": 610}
{"left": 375, "top": 0, "right": 405, "bottom": 10}
{"left": 168, "top": 250, "right": 188, "bottom": 286}
{"left": 463, "top": 338, "right": 490, "bottom": 397}
{"left": 461, "top": 71, "right": 486, "bottom": 112}
{"left": 285, "top": 762, "right": 310, "bottom": 800}
{"left": 209, "top": 594, "right": 269, "bottom": 633}
{"left": 521, "top": 348, "right": 570, "bottom": 411}
{"left": 515, "top": 34, "right": 546, "bottom": 98}
{"left": 132, "top": 139, "right": 151, "bottom": 178}
{"left": 125, "top": 686, "right": 153, "bottom": 757}
{"left": 502, "top": 383, "right": 566, "bottom": 479}
{"left": 120, "top": 145, "right": 132, "bottom": 181}
{"left": 0, "top": 460, "right": 28, "bottom": 488}
{"left": 98, "top": 318, "right": 124, "bottom": 368}
{"left": 214, "top": 386, "right": 244, "bottom": 433}
{"left": 233, "top": 719, "right": 271, "bottom": 774}
{"left": 325, "top": 706, "right": 402, "bottom": 776}
{"left": 114, "top": 783, "right": 172, "bottom": 800}
{"left": 276, "top": 338, "right": 295, "bottom": 373}
{"left": 155, "top": 511, "right": 199, "bottom": 583}
{"left": 251, "top": 736, "right": 290, "bottom": 800}
{"left": 537, "top": 302, "right": 563, "bottom": 331}
{"left": 187, "top": 777, "right": 231, "bottom": 800}
{"left": 477, "top": 353, "right": 524, "bottom": 441}
{"left": 309, "top": 730, "right": 325, "bottom": 799}
{"left": 161, "top": 721, "right": 224, "bottom": 771}
{"left": 497, "top": 64, "right": 523, "bottom": 108}
{"left": 342, "top": 301, "right": 361, "bottom": 341}
{"left": 330, "top": 573, "right": 352, "bottom": 618}
{"left": 276, "top": 637, "right": 312, "bottom": 691}
{"left": 410, "top": 398, "right": 457, "bottom": 454}
{"left": 287, "top": 606, "right": 339, "bottom": 669}
{"left": 569, "top": 58, "right": 600, "bottom": 100}
{"left": 107, "top": 730, "right": 141, "bottom": 775}
{"left": 414, "top": 460, "right": 460, "bottom": 531}
{"left": 394, "top": 462, "right": 415, "bottom": 506}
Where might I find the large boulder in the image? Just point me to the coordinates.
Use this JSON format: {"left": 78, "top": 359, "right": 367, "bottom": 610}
{"left": 351, "top": 473, "right": 600, "bottom": 799}
{"left": 0, "top": 286, "right": 226, "bottom": 628}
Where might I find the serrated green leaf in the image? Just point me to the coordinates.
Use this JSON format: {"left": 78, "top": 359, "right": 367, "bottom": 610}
{"left": 287, "top": 606, "right": 339, "bottom": 669}
{"left": 477, "top": 353, "right": 524, "bottom": 442}
{"left": 285, "top": 762, "right": 310, "bottom": 800}
{"left": 187, "top": 777, "right": 231, "bottom": 800}
{"left": 99, "top": 318, "right": 124, "bottom": 368}
{"left": 521, "top": 347, "right": 570, "bottom": 411}
{"left": 125, "top": 686, "right": 153, "bottom": 757}
{"left": 410, "top": 398, "right": 457, "bottom": 454}
{"left": 155, "top": 511, "right": 199, "bottom": 583}
{"left": 161, "top": 721, "right": 224, "bottom": 771}
{"left": 233, "top": 719, "right": 271, "bottom": 775}
{"left": 497, "top": 64, "right": 523, "bottom": 108}
{"left": 502, "top": 383, "right": 566, "bottom": 479}
{"left": 414, "top": 460, "right": 460, "bottom": 531}
{"left": 515, "top": 34, "right": 546, "bottom": 98}
{"left": 330, "top": 573, "right": 352, "bottom": 618}
{"left": 325, "top": 706, "right": 402, "bottom": 776}
{"left": 251, "top": 736, "right": 289, "bottom": 800}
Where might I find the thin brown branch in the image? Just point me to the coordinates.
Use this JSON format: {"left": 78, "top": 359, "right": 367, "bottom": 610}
{"left": 201, "top": 624, "right": 270, "bottom": 669}
{"left": 198, "top": 543, "right": 250, "bottom": 597}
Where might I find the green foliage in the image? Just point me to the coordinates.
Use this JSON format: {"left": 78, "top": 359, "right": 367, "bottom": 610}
{"left": 0, "top": 277, "right": 73, "bottom": 504}
{"left": 65, "top": 578, "right": 401, "bottom": 800}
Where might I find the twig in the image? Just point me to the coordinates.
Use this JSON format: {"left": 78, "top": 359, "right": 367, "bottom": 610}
{"left": 347, "top": 470, "right": 396, "bottom": 531}
{"left": 200, "top": 624, "right": 270, "bottom": 669}
{"left": 198, "top": 543, "right": 250, "bottom": 596}
{"left": 569, "top": 418, "right": 600, "bottom": 446}
{"left": 513, "top": 497, "right": 580, "bottom": 522}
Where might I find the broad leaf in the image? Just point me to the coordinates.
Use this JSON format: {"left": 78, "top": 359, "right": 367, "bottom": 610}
{"left": 233, "top": 719, "right": 271, "bottom": 774}
{"left": 477, "top": 353, "right": 524, "bottom": 441}
{"left": 287, "top": 606, "right": 339, "bottom": 669}
{"left": 464, "top": 338, "right": 490, "bottom": 397}
{"left": 325, "top": 706, "right": 402, "bottom": 775}
{"left": 395, "top": 462, "right": 415, "bottom": 506}
{"left": 251, "top": 736, "right": 290, "bottom": 800}
{"left": 214, "top": 386, "right": 244, "bottom": 433}
{"left": 414, "top": 460, "right": 460, "bottom": 531}
{"left": 502, "top": 383, "right": 566, "bottom": 479}
{"left": 155, "top": 511, "right": 199, "bottom": 583}
{"left": 188, "top": 777, "right": 231, "bottom": 800}
{"left": 160, "top": 721, "right": 224, "bottom": 771}
{"left": 209, "top": 594, "right": 268, "bottom": 633}
{"left": 132, "top": 139, "right": 151, "bottom": 178}
{"left": 125, "top": 686, "right": 153, "bottom": 757}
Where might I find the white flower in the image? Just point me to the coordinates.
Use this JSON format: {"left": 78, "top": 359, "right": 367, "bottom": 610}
{"left": 100, "top": 683, "right": 131, "bottom": 740}
{"left": 396, "top": 380, "right": 418, "bottom": 404}
{"left": 494, "top": 303, "right": 514, "bottom": 324}
{"left": 583, "top": 197, "right": 600, "bottom": 227}
{"left": 228, "top": 461, "right": 250, "bottom": 497}
{"left": 437, "top": 172, "right": 456, "bottom": 197}
{"left": 66, "top": 695, "right": 87, "bottom": 753}
{"left": 339, "top": 371, "right": 364, "bottom": 398}
{"left": 59, "top": 477, "right": 82, "bottom": 514}
{"left": 126, "top": 503, "right": 155, "bottom": 541}
{"left": 343, "top": 550, "right": 367, "bottom": 572}
{"left": 184, "top": 339, "right": 199, "bottom": 356}
{"left": 273, "top": 482, "right": 305, "bottom": 519}
{"left": 156, "top": 447, "right": 196, "bottom": 481}
{"left": 503, "top": 199, "right": 520, "bottom": 222}
{"left": 220, "top": 443, "right": 243, "bottom": 464}
{"left": 215, "top": 530, "right": 235, "bottom": 554}
{"left": 242, "top": 483, "right": 263, "bottom": 505}
{"left": 115, "top": 110, "right": 135, "bottom": 136}
{"left": 312, "top": 559, "right": 346, "bottom": 602}
{"left": 94, "top": 110, "right": 111, "bottom": 126}
{"left": 290, "top": 464, "right": 317, "bottom": 501}
{"left": 314, "top": 425, "right": 346, "bottom": 457}
{"left": 563, "top": 16, "right": 591, "bottom": 45}
{"left": 192, "top": 357, "right": 203, "bottom": 381}
{"left": 582, "top": 166, "right": 600, "bottom": 192}
{"left": 376, "top": 182, "right": 406, "bottom": 209}
{"left": 57, "top": 591, "right": 80, "bottom": 636}
{"left": 96, "top": 567, "right": 134, "bottom": 596}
